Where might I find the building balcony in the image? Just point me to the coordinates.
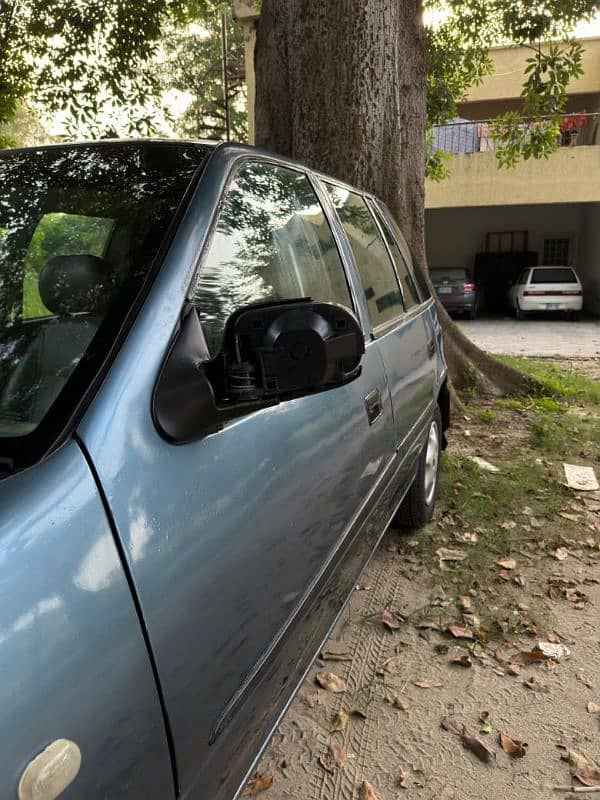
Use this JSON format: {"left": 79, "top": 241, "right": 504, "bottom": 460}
{"left": 426, "top": 113, "right": 600, "bottom": 209}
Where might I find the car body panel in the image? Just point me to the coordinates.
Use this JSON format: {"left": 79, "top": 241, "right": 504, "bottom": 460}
{"left": 76, "top": 144, "right": 406, "bottom": 798}
{"left": 508, "top": 266, "right": 583, "bottom": 313}
{"left": 430, "top": 267, "right": 477, "bottom": 314}
{"left": 0, "top": 440, "right": 174, "bottom": 799}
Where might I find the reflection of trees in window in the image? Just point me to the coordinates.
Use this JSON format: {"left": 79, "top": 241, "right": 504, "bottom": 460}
{"left": 192, "top": 162, "right": 352, "bottom": 355}
{"left": 0, "top": 142, "right": 208, "bottom": 323}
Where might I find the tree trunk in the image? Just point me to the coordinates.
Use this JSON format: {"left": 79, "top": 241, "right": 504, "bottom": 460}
{"left": 254, "top": 0, "right": 530, "bottom": 399}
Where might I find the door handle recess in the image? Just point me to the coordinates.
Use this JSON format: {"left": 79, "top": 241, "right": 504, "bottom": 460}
{"left": 364, "top": 388, "right": 382, "bottom": 425}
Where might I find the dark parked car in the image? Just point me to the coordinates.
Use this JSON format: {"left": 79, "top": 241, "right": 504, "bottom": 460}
{"left": 0, "top": 140, "right": 448, "bottom": 800}
{"left": 430, "top": 266, "right": 478, "bottom": 318}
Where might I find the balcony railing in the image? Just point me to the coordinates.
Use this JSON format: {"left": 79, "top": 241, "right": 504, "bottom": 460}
{"left": 431, "top": 112, "right": 600, "bottom": 155}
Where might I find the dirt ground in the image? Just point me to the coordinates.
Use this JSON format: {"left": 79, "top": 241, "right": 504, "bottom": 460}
{"left": 247, "top": 360, "right": 600, "bottom": 800}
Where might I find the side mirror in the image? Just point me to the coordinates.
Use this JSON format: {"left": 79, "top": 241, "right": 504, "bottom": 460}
{"left": 153, "top": 299, "right": 364, "bottom": 443}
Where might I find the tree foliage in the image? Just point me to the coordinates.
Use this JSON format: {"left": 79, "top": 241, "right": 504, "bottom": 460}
{"left": 162, "top": 3, "right": 247, "bottom": 141}
{"left": 424, "top": 0, "right": 600, "bottom": 176}
{"left": 0, "top": 0, "right": 208, "bottom": 136}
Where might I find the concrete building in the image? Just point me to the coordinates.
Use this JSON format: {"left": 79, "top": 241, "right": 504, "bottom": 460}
{"left": 427, "top": 38, "right": 600, "bottom": 315}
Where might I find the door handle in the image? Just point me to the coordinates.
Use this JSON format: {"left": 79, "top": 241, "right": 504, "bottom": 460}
{"left": 364, "top": 388, "right": 382, "bottom": 425}
{"left": 427, "top": 339, "right": 436, "bottom": 357}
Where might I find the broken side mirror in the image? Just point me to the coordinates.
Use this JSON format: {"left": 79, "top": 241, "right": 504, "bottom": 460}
{"left": 153, "top": 299, "right": 364, "bottom": 444}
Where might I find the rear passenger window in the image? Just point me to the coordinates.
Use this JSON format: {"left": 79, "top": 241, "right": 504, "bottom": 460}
{"left": 369, "top": 202, "right": 420, "bottom": 309}
{"left": 324, "top": 184, "right": 403, "bottom": 328}
{"left": 191, "top": 162, "right": 353, "bottom": 355}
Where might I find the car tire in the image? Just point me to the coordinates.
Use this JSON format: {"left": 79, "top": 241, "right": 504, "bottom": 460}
{"left": 515, "top": 302, "right": 526, "bottom": 320}
{"left": 394, "top": 406, "right": 442, "bottom": 530}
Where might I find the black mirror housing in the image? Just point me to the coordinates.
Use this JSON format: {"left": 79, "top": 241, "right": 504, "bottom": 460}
{"left": 154, "top": 299, "right": 364, "bottom": 443}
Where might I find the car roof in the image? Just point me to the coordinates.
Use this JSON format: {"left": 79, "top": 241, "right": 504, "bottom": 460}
{"left": 0, "top": 137, "right": 219, "bottom": 157}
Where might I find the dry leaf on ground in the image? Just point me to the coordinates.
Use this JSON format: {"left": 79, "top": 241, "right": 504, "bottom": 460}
{"left": 496, "top": 558, "right": 517, "bottom": 570}
{"left": 468, "top": 456, "right": 500, "bottom": 473}
{"left": 413, "top": 678, "right": 443, "bottom": 689}
{"left": 446, "top": 623, "right": 474, "bottom": 639}
{"left": 359, "top": 780, "right": 380, "bottom": 800}
{"left": 568, "top": 750, "right": 600, "bottom": 786}
{"left": 500, "top": 731, "right": 528, "bottom": 758}
{"left": 245, "top": 774, "right": 274, "bottom": 795}
{"left": 535, "top": 641, "right": 571, "bottom": 661}
{"left": 393, "top": 695, "right": 410, "bottom": 711}
{"left": 462, "top": 728, "right": 497, "bottom": 763}
{"left": 321, "top": 649, "right": 352, "bottom": 662}
{"left": 330, "top": 744, "right": 346, "bottom": 769}
{"left": 330, "top": 709, "right": 349, "bottom": 732}
{"left": 511, "top": 649, "right": 549, "bottom": 665}
{"left": 587, "top": 702, "right": 600, "bottom": 713}
{"left": 382, "top": 609, "right": 402, "bottom": 630}
{"left": 398, "top": 770, "right": 408, "bottom": 788}
{"left": 316, "top": 671, "right": 347, "bottom": 693}
{"left": 553, "top": 547, "right": 569, "bottom": 561}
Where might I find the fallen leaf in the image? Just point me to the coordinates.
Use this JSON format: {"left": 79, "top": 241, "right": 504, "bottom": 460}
{"left": 399, "top": 770, "right": 408, "bottom": 788}
{"left": 441, "top": 716, "right": 463, "bottom": 736}
{"left": 496, "top": 558, "right": 517, "bottom": 570}
{"left": 413, "top": 679, "right": 443, "bottom": 689}
{"left": 587, "top": 702, "right": 600, "bottom": 713}
{"left": 523, "top": 676, "right": 550, "bottom": 693}
{"left": 450, "top": 653, "right": 473, "bottom": 668}
{"left": 507, "top": 664, "right": 521, "bottom": 676}
{"left": 461, "top": 728, "right": 497, "bottom": 763}
{"left": 441, "top": 790, "right": 454, "bottom": 800}
{"left": 382, "top": 609, "right": 402, "bottom": 630}
{"left": 359, "top": 780, "right": 380, "bottom": 800}
{"left": 500, "top": 731, "right": 528, "bottom": 758}
{"left": 569, "top": 750, "right": 600, "bottom": 786}
{"left": 553, "top": 547, "right": 569, "bottom": 561}
{"left": 457, "top": 595, "right": 471, "bottom": 610}
{"left": 321, "top": 649, "right": 353, "bottom": 662}
{"left": 468, "top": 456, "right": 500, "bottom": 473}
{"left": 330, "top": 709, "right": 348, "bottom": 732}
{"left": 330, "top": 744, "right": 346, "bottom": 769}
{"left": 511, "top": 649, "right": 548, "bottom": 665}
{"left": 529, "top": 517, "right": 543, "bottom": 529}
{"left": 446, "top": 623, "right": 474, "bottom": 639}
{"left": 416, "top": 620, "right": 441, "bottom": 631}
{"left": 245, "top": 774, "right": 274, "bottom": 795}
{"left": 316, "top": 671, "right": 347, "bottom": 693}
{"left": 480, "top": 723, "right": 492, "bottom": 734}
{"left": 318, "top": 755, "right": 335, "bottom": 775}
{"left": 501, "top": 520, "right": 517, "bottom": 529}
{"left": 393, "top": 695, "right": 410, "bottom": 711}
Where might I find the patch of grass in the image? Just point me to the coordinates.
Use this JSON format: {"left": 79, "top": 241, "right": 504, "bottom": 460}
{"left": 474, "top": 409, "right": 499, "bottom": 424}
{"left": 530, "top": 409, "right": 600, "bottom": 459}
{"left": 495, "top": 397, "right": 524, "bottom": 411}
{"left": 498, "top": 355, "right": 600, "bottom": 406}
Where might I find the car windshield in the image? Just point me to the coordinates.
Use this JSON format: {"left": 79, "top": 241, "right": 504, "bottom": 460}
{"left": 531, "top": 267, "right": 577, "bottom": 283}
{"left": 430, "top": 268, "right": 468, "bottom": 282}
{"left": 0, "top": 141, "right": 209, "bottom": 469}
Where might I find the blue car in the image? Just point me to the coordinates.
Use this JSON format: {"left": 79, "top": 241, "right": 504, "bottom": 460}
{"left": 0, "top": 140, "right": 448, "bottom": 800}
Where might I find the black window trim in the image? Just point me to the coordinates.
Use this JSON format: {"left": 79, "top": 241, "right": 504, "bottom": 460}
{"left": 186, "top": 155, "right": 359, "bottom": 348}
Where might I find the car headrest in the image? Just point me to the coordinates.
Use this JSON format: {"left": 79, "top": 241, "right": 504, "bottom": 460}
{"left": 39, "top": 254, "right": 113, "bottom": 316}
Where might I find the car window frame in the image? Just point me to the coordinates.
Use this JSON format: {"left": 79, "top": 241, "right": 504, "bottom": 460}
{"left": 315, "top": 176, "right": 410, "bottom": 339}
{"left": 187, "top": 155, "right": 362, "bottom": 351}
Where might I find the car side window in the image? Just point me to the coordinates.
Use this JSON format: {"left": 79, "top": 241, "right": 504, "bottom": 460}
{"left": 324, "top": 183, "right": 404, "bottom": 329}
{"left": 190, "top": 161, "right": 353, "bottom": 355}
{"left": 517, "top": 270, "right": 529, "bottom": 285}
{"left": 368, "top": 202, "right": 420, "bottom": 309}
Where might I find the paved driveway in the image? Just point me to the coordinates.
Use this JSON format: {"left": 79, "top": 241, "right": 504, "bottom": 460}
{"left": 457, "top": 318, "right": 600, "bottom": 358}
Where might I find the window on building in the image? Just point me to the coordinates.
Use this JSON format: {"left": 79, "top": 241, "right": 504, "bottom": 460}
{"left": 543, "top": 238, "right": 570, "bottom": 266}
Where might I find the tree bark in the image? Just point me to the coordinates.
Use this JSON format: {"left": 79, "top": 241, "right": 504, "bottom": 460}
{"left": 254, "top": 0, "right": 530, "bottom": 399}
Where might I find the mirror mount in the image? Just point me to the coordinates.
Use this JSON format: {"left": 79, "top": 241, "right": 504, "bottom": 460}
{"left": 153, "top": 299, "right": 364, "bottom": 444}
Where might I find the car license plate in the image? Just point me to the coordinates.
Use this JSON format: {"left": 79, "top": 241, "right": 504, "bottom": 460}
{"left": 544, "top": 303, "right": 566, "bottom": 310}
{"left": 437, "top": 287, "right": 452, "bottom": 294}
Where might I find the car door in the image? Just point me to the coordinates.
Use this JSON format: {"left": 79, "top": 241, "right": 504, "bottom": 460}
{"left": 78, "top": 153, "right": 395, "bottom": 799}
{"left": 322, "top": 183, "right": 436, "bottom": 457}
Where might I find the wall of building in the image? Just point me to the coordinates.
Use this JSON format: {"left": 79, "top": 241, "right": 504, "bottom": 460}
{"left": 466, "top": 37, "right": 600, "bottom": 103}
{"left": 425, "top": 146, "right": 600, "bottom": 209}
{"left": 577, "top": 203, "right": 600, "bottom": 314}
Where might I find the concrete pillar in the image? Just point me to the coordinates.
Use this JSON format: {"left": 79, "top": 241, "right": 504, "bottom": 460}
{"left": 232, "top": 1, "right": 260, "bottom": 144}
